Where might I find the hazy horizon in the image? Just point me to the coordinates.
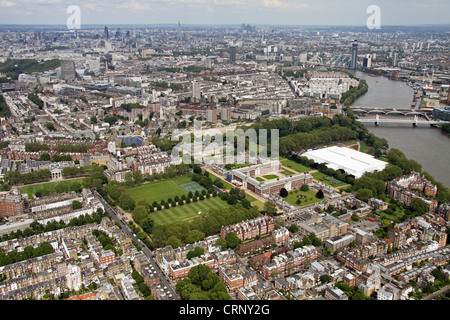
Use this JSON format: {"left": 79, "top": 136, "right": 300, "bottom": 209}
{"left": 0, "top": 0, "right": 449, "bottom": 27}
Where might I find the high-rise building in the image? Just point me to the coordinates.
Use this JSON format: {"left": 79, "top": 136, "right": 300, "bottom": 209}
{"left": 350, "top": 40, "right": 358, "bottom": 69}
{"left": 192, "top": 80, "right": 201, "bottom": 100}
{"left": 393, "top": 52, "right": 398, "bottom": 67}
{"left": 221, "top": 106, "right": 232, "bottom": 121}
{"left": 206, "top": 109, "right": 218, "bottom": 123}
{"left": 363, "top": 54, "right": 372, "bottom": 68}
{"left": 61, "top": 60, "right": 76, "bottom": 81}
{"left": 229, "top": 46, "right": 237, "bottom": 62}
{"left": 104, "top": 26, "right": 109, "bottom": 40}
{"left": 177, "top": 21, "right": 182, "bottom": 42}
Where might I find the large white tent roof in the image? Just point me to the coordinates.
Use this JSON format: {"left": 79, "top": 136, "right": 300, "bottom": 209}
{"left": 303, "top": 146, "right": 387, "bottom": 178}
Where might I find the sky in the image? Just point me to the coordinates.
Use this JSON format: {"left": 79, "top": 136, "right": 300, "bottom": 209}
{"left": 0, "top": 0, "right": 449, "bottom": 26}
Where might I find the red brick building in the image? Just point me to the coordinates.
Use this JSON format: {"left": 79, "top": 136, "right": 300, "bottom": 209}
{"left": 220, "top": 215, "right": 275, "bottom": 242}
{"left": 0, "top": 189, "right": 26, "bottom": 218}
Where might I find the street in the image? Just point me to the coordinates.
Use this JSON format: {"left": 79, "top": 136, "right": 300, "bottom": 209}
{"left": 93, "top": 190, "right": 181, "bottom": 300}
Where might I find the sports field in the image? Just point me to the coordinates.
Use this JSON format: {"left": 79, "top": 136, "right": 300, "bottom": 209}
{"left": 150, "top": 196, "right": 229, "bottom": 226}
{"left": 126, "top": 175, "right": 202, "bottom": 204}
{"left": 19, "top": 178, "right": 86, "bottom": 196}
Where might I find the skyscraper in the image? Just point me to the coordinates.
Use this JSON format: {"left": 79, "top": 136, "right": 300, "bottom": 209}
{"left": 229, "top": 46, "right": 237, "bottom": 62}
{"left": 177, "top": 21, "right": 182, "bottom": 42}
{"left": 350, "top": 40, "right": 358, "bottom": 69}
{"left": 104, "top": 26, "right": 109, "bottom": 40}
{"left": 363, "top": 54, "right": 372, "bottom": 68}
{"left": 192, "top": 80, "right": 201, "bottom": 100}
{"left": 392, "top": 52, "right": 398, "bottom": 67}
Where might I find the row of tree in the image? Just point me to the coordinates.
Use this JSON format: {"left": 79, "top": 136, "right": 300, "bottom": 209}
{"left": 0, "top": 242, "right": 54, "bottom": 267}
{"left": 4, "top": 169, "right": 51, "bottom": 186}
{"left": 0, "top": 208, "right": 107, "bottom": 243}
{"left": 279, "top": 125, "right": 359, "bottom": 154}
{"left": 340, "top": 79, "right": 369, "bottom": 107}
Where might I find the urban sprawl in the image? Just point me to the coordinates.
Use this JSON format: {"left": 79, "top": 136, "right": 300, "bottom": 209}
{"left": 0, "top": 24, "right": 449, "bottom": 301}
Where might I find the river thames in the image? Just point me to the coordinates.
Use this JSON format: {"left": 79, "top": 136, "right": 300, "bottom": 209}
{"left": 351, "top": 71, "right": 450, "bottom": 188}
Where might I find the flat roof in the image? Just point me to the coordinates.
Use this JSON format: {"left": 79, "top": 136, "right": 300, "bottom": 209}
{"left": 302, "top": 146, "right": 387, "bottom": 178}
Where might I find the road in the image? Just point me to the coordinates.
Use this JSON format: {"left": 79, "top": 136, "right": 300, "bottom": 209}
{"left": 92, "top": 190, "right": 181, "bottom": 300}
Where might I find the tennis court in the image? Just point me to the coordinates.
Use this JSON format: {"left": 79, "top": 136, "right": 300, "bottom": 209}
{"left": 179, "top": 182, "right": 206, "bottom": 194}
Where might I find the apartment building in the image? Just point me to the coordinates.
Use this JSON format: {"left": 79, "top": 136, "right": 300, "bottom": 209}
{"left": 218, "top": 263, "right": 258, "bottom": 293}
{"left": 99, "top": 249, "right": 116, "bottom": 266}
{"left": 220, "top": 215, "right": 275, "bottom": 242}
{"left": 387, "top": 172, "right": 439, "bottom": 212}
{"left": 260, "top": 245, "right": 318, "bottom": 280}
{"left": 0, "top": 189, "right": 26, "bottom": 217}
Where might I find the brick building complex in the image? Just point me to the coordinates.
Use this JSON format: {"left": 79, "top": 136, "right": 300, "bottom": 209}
{"left": 220, "top": 215, "right": 275, "bottom": 242}
{"left": 0, "top": 188, "right": 26, "bottom": 218}
{"left": 228, "top": 160, "right": 313, "bottom": 196}
{"left": 386, "top": 172, "right": 438, "bottom": 212}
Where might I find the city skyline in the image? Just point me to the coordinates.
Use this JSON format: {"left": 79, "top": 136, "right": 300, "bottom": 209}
{"left": 0, "top": 0, "right": 449, "bottom": 26}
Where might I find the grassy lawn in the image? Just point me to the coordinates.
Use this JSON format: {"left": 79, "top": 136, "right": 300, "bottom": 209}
{"left": 126, "top": 175, "right": 195, "bottom": 204}
{"left": 206, "top": 169, "right": 235, "bottom": 190}
{"left": 250, "top": 200, "right": 265, "bottom": 211}
{"left": 150, "top": 196, "right": 230, "bottom": 226}
{"left": 224, "top": 162, "right": 250, "bottom": 170}
{"left": 282, "top": 169, "right": 295, "bottom": 176}
{"left": 359, "top": 141, "right": 368, "bottom": 153}
{"left": 339, "top": 140, "right": 358, "bottom": 146}
{"left": 312, "top": 171, "right": 346, "bottom": 187}
{"left": 256, "top": 177, "right": 265, "bottom": 182}
{"left": 20, "top": 178, "right": 86, "bottom": 196}
{"left": 284, "top": 189, "right": 323, "bottom": 207}
{"left": 281, "top": 159, "right": 312, "bottom": 173}
{"left": 262, "top": 174, "right": 278, "bottom": 180}
{"left": 377, "top": 200, "right": 407, "bottom": 223}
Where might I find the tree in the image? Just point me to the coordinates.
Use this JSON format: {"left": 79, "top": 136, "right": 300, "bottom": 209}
{"left": 320, "top": 274, "right": 331, "bottom": 284}
{"left": 133, "top": 206, "right": 149, "bottom": 225}
{"left": 189, "top": 264, "right": 212, "bottom": 287}
{"left": 263, "top": 201, "right": 277, "bottom": 215}
{"left": 187, "top": 247, "right": 204, "bottom": 260}
{"left": 300, "top": 184, "right": 309, "bottom": 192}
{"left": 118, "top": 193, "right": 136, "bottom": 211}
{"left": 39, "top": 153, "right": 51, "bottom": 161}
{"left": 213, "top": 178, "right": 224, "bottom": 188}
{"left": 45, "top": 122, "right": 55, "bottom": 131}
{"left": 225, "top": 232, "right": 240, "bottom": 249}
{"left": 193, "top": 165, "right": 202, "bottom": 174}
{"left": 289, "top": 224, "right": 298, "bottom": 233}
{"left": 185, "top": 230, "right": 205, "bottom": 244}
{"left": 279, "top": 188, "right": 288, "bottom": 198}
{"left": 71, "top": 200, "right": 82, "bottom": 210}
{"left": 315, "top": 189, "right": 324, "bottom": 199}
{"left": 356, "top": 188, "right": 373, "bottom": 203}
{"left": 410, "top": 198, "right": 427, "bottom": 216}
{"left": 166, "top": 236, "right": 182, "bottom": 248}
